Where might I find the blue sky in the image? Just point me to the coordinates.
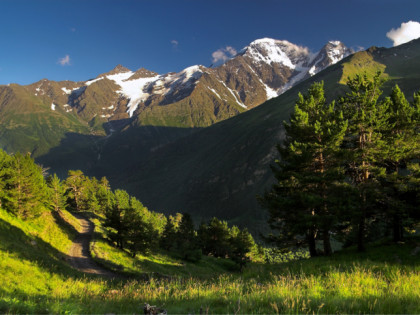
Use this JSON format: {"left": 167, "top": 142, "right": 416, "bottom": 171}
{"left": 1, "top": 0, "right": 420, "bottom": 85}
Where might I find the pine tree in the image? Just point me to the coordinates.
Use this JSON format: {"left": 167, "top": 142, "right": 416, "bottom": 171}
{"left": 259, "top": 82, "right": 347, "bottom": 256}
{"left": 127, "top": 196, "right": 158, "bottom": 256}
{"left": 160, "top": 219, "right": 177, "bottom": 251}
{"left": 103, "top": 189, "right": 128, "bottom": 249}
{"left": 175, "top": 213, "right": 201, "bottom": 261}
{"left": 200, "top": 217, "right": 231, "bottom": 258}
{"left": 47, "top": 174, "right": 67, "bottom": 213}
{"left": 65, "top": 170, "right": 87, "bottom": 212}
{"left": 339, "top": 72, "right": 390, "bottom": 251}
{"left": 4, "top": 153, "right": 47, "bottom": 219}
{"left": 228, "top": 226, "right": 256, "bottom": 270}
{"left": 0, "top": 150, "right": 13, "bottom": 209}
{"left": 95, "top": 177, "right": 114, "bottom": 214}
{"left": 380, "top": 86, "right": 420, "bottom": 241}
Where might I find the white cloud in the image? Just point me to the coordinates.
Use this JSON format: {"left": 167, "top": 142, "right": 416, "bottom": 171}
{"left": 171, "top": 39, "right": 179, "bottom": 48}
{"left": 211, "top": 46, "right": 237, "bottom": 64}
{"left": 58, "top": 55, "right": 71, "bottom": 66}
{"left": 386, "top": 21, "right": 420, "bottom": 46}
{"left": 352, "top": 45, "right": 365, "bottom": 52}
{"left": 225, "top": 46, "right": 237, "bottom": 56}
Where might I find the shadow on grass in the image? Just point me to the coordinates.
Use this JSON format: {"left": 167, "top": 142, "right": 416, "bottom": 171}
{"left": 51, "top": 210, "right": 79, "bottom": 240}
{"left": 0, "top": 217, "right": 126, "bottom": 281}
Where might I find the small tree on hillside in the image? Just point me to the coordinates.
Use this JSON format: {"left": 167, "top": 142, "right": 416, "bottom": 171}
{"left": 4, "top": 153, "right": 48, "bottom": 219}
{"left": 47, "top": 173, "right": 67, "bottom": 213}
{"left": 103, "top": 189, "right": 128, "bottom": 249}
{"left": 199, "top": 217, "right": 232, "bottom": 258}
{"left": 175, "top": 213, "right": 201, "bottom": 261}
{"left": 0, "top": 150, "right": 13, "bottom": 209}
{"left": 65, "top": 170, "right": 87, "bottom": 212}
{"left": 160, "top": 219, "right": 177, "bottom": 251}
{"left": 228, "top": 226, "right": 256, "bottom": 270}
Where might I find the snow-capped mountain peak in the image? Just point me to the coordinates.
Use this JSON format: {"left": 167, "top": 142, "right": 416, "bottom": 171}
{"left": 243, "top": 37, "right": 311, "bottom": 69}
{"left": 323, "top": 40, "right": 353, "bottom": 64}
{"left": 29, "top": 37, "right": 353, "bottom": 124}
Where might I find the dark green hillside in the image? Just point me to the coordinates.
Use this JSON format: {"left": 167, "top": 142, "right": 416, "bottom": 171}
{"left": 0, "top": 84, "right": 91, "bottom": 157}
{"left": 114, "top": 39, "right": 420, "bottom": 229}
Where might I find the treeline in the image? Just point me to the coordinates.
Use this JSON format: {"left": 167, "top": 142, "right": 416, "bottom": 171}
{"left": 260, "top": 72, "right": 420, "bottom": 256}
{"left": 0, "top": 153, "right": 261, "bottom": 268}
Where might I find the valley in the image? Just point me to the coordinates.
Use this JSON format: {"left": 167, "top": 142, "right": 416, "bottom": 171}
{"left": 1, "top": 3, "right": 420, "bottom": 312}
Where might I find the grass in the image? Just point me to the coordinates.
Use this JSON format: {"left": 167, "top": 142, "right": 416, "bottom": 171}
{"left": 339, "top": 49, "right": 388, "bottom": 84}
{"left": 0, "top": 207, "right": 419, "bottom": 313}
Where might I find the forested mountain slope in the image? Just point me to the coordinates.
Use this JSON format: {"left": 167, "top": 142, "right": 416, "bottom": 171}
{"left": 108, "top": 39, "right": 420, "bottom": 229}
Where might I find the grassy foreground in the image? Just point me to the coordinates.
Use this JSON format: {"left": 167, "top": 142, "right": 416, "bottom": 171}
{"left": 0, "top": 207, "right": 419, "bottom": 314}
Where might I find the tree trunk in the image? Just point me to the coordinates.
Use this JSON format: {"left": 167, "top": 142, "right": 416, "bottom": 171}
{"left": 323, "top": 229, "right": 332, "bottom": 255}
{"left": 307, "top": 228, "right": 318, "bottom": 257}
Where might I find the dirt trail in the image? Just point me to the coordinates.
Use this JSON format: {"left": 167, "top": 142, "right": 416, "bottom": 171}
{"left": 68, "top": 213, "right": 119, "bottom": 278}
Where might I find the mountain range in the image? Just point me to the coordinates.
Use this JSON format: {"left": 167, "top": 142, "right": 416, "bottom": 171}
{"left": 2, "top": 37, "right": 420, "bottom": 230}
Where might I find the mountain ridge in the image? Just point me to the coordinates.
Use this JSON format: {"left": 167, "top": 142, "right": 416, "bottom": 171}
{"left": 0, "top": 37, "right": 353, "bottom": 162}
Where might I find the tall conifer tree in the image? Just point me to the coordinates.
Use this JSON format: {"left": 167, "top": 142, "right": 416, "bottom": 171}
{"left": 339, "top": 72, "right": 392, "bottom": 251}
{"left": 259, "top": 82, "right": 347, "bottom": 256}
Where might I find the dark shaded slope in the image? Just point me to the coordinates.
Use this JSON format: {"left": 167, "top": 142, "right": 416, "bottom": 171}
{"left": 117, "top": 39, "right": 420, "bottom": 231}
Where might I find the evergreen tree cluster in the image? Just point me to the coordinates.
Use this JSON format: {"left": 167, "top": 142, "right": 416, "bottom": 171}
{"left": 0, "top": 151, "right": 49, "bottom": 219}
{"left": 259, "top": 72, "right": 420, "bottom": 256}
{"left": 0, "top": 152, "right": 260, "bottom": 267}
{"left": 198, "top": 218, "right": 260, "bottom": 266}
{"left": 160, "top": 215, "right": 262, "bottom": 268}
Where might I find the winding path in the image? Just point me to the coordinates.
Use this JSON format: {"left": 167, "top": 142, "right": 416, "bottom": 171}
{"left": 67, "top": 213, "right": 119, "bottom": 278}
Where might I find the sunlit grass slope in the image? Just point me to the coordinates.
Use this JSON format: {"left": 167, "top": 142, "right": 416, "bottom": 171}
{"left": 1, "top": 207, "right": 419, "bottom": 313}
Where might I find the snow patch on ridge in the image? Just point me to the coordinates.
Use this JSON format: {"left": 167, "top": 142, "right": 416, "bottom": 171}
{"left": 81, "top": 65, "right": 204, "bottom": 117}
{"left": 309, "top": 65, "right": 317, "bottom": 76}
{"left": 146, "top": 65, "right": 204, "bottom": 100}
{"left": 244, "top": 62, "right": 279, "bottom": 100}
{"left": 219, "top": 80, "right": 247, "bottom": 108}
{"left": 326, "top": 41, "right": 349, "bottom": 65}
{"left": 208, "top": 87, "right": 222, "bottom": 100}
{"left": 264, "top": 84, "right": 279, "bottom": 99}
{"left": 61, "top": 87, "right": 79, "bottom": 94}
{"left": 329, "top": 40, "right": 341, "bottom": 46}
{"left": 105, "top": 71, "right": 160, "bottom": 117}
{"left": 85, "top": 77, "right": 103, "bottom": 86}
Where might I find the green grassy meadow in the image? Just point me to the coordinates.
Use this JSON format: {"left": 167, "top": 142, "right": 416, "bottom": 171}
{"left": 1, "top": 207, "right": 419, "bottom": 314}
